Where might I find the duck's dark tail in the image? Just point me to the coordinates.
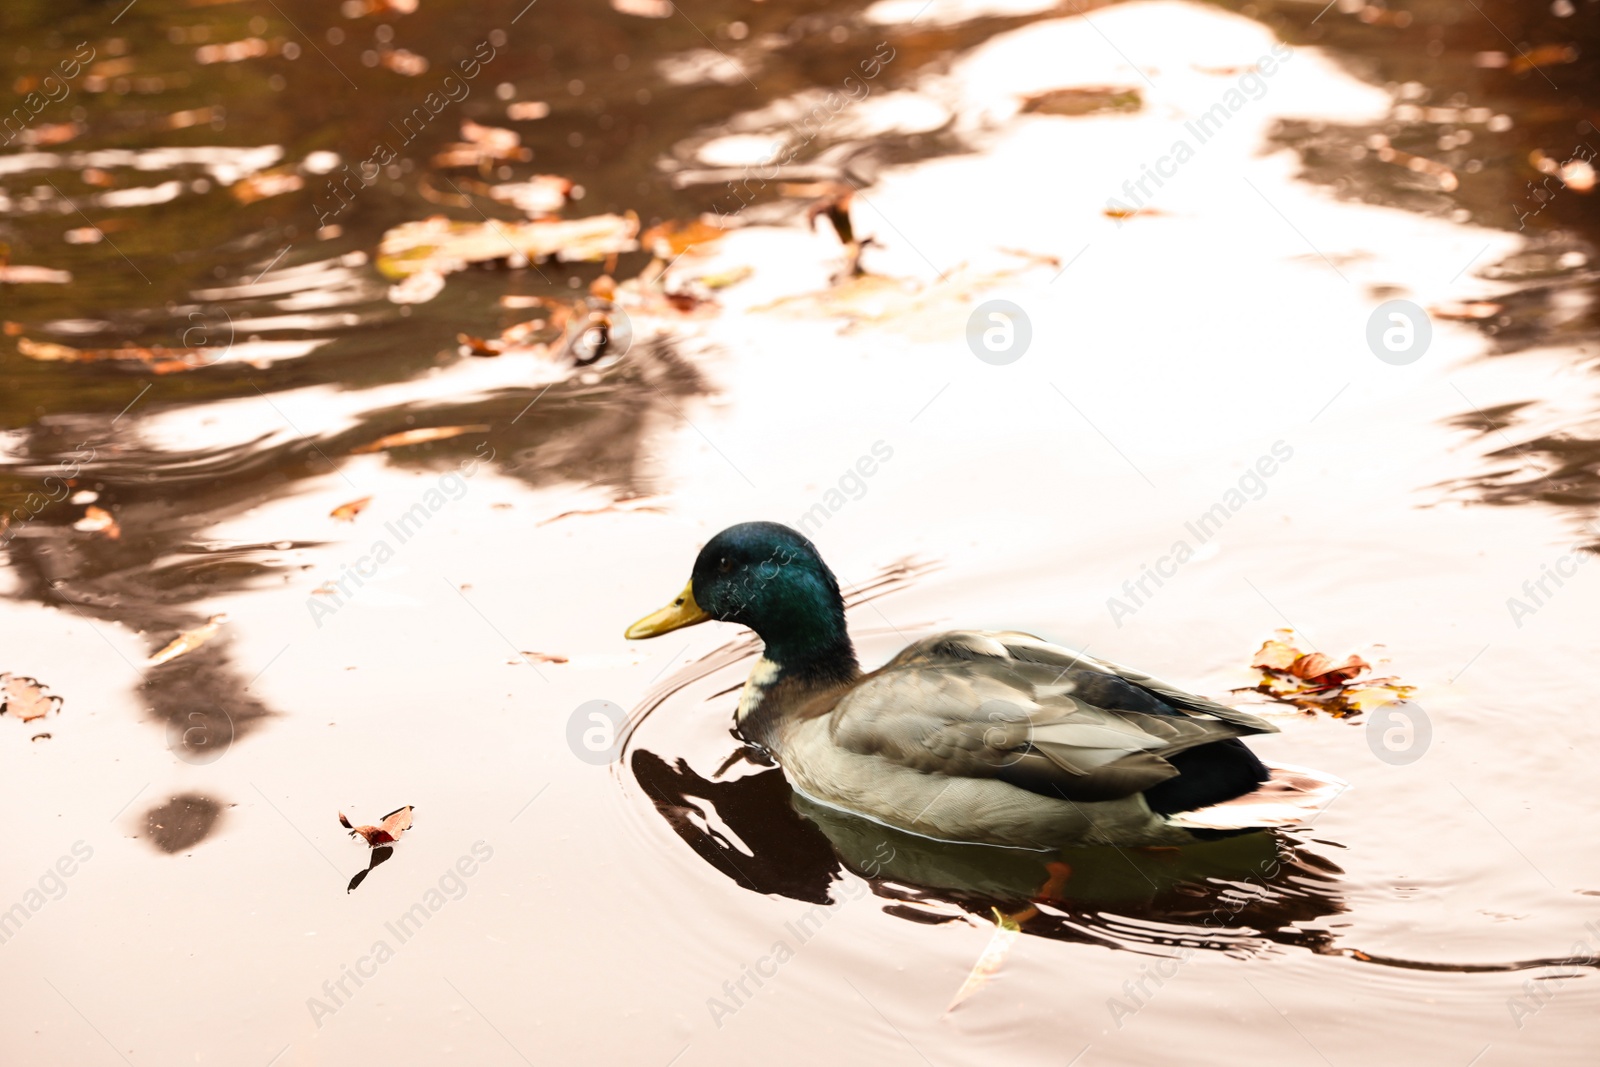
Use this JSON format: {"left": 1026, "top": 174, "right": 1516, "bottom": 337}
{"left": 1142, "top": 738, "right": 1270, "bottom": 816}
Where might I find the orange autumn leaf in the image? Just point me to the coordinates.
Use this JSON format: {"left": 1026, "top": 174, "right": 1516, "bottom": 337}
{"left": 351, "top": 425, "right": 491, "bottom": 454}
{"left": 147, "top": 614, "right": 228, "bottom": 667}
{"left": 330, "top": 496, "right": 373, "bottom": 522}
{"left": 1241, "top": 630, "right": 1407, "bottom": 716}
{"left": 340, "top": 805, "right": 414, "bottom": 847}
{"left": 0, "top": 673, "right": 61, "bottom": 722}
{"left": 456, "top": 333, "right": 505, "bottom": 357}
{"left": 640, "top": 217, "right": 727, "bottom": 259}
{"left": 1508, "top": 43, "right": 1579, "bottom": 75}
{"left": 1290, "top": 652, "right": 1370, "bottom": 685}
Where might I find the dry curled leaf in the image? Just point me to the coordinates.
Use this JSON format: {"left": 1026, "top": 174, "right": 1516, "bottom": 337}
{"left": 331, "top": 496, "right": 373, "bottom": 522}
{"left": 0, "top": 673, "right": 62, "bottom": 722}
{"left": 351, "top": 425, "right": 491, "bottom": 454}
{"left": 1240, "top": 630, "right": 1408, "bottom": 716}
{"left": 340, "top": 805, "right": 414, "bottom": 847}
{"left": 148, "top": 614, "right": 229, "bottom": 667}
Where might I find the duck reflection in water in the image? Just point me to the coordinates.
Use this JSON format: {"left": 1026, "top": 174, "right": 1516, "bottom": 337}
{"left": 631, "top": 747, "right": 1349, "bottom": 960}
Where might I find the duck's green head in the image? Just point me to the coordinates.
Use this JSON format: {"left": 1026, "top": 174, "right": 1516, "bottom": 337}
{"left": 625, "top": 522, "right": 857, "bottom": 671}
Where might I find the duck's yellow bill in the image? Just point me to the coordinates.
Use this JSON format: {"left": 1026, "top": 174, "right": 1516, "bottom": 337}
{"left": 625, "top": 581, "right": 709, "bottom": 639}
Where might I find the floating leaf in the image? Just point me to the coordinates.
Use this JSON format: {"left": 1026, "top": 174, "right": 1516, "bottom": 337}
{"left": 330, "top": 496, "right": 373, "bottom": 522}
{"left": 432, "top": 120, "right": 531, "bottom": 168}
{"left": 16, "top": 335, "right": 207, "bottom": 373}
{"left": 640, "top": 217, "right": 727, "bottom": 259}
{"left": 1239, "top": 630, "right": 1409, "bottom": 716}
{"left": 519, "top": 651, "right": 569, "bottom": 664}
{"left": 1431, "top": 301, "right": 1502, "bottom": 321}
{"left": 612, "top": 0, "right": 674, "bottom": 15}
{"left": 74, "top": 505, "right": 121, "bottom": 539}
{"left": 506, "top": 101, "right": 550, "bottom": 120}
{"left": 0, "top": 673, "right": 61, "bottom": 722}
{"left": 1021, "top": 85, "right": 1142, "bottom": 116}
{"left": 351, "top": 425, "right": 491, "bottom": 453}
{"left": 387, "top": 269, "right": 446, "bottom": 305}
{"left": 0, "top": 265, "right": 73, "bottom": 284}
{"left": 376, "top": 213, "right": 638, "bottom": 279}
{"left": 340, "top": 805, "right": 414, "bottom": 847}
{"left": 378, "top": 48, "right": 429, "bottom": 76}
{"left": 457, "top": 333, "right": 505, "bottom": 357}
{"left": 195, "top": 38, "right": 271, "bottom": 64}
{"left": 1508, "top": 43, "right": 1579, "bottom": 75}
{"left": 231, "top": 170, "right": 305, "bottom": 205}
{"left": 487, "top": 175, "right": 573, "bottom": 217}
{"left": 148, "top": 614, "right": 229, "bottom": 667}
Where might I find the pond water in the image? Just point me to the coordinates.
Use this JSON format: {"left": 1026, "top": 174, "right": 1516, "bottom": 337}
{"left": 2, "top": 0, "right": 1597, "bottom": 1064}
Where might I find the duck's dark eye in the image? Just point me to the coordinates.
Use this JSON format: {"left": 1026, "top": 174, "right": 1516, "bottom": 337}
{"left": 718, "top": 557, "right": 734, "bottom": 574}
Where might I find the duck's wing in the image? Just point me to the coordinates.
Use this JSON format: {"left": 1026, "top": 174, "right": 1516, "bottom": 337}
{"left": 827, "top": 630, "right": 1275, "bottom": 803}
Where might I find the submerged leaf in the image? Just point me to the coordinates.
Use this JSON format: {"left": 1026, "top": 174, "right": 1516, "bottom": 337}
{"left": 350, "top": 425, "right": 491, "bottom": 454}
{"left": 148, "top": 614, "right": 229, "bottom": 667}
{"left": 945, "top": 907, "right": 1022, "bottom": 1013}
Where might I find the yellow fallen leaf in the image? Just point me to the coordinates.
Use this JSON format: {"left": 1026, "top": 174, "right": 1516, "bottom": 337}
{"left": 148, "top": 614, "right": 229, "bottom": 667}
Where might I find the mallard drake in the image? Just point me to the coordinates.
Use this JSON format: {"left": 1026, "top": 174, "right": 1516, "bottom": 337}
{"left": 626, "top": 522, "right": 1341, "bottom": 849}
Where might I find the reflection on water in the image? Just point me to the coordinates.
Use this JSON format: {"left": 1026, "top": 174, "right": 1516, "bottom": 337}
{"left": 5, "top": 0, "right": 1600, "bottom": 1061}
{"left": 143, "top": 791, "right": 223, "bottom": 853}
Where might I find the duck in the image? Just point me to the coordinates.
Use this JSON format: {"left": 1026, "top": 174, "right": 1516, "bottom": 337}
{"left": 625, "top": 522, "right": 1341, "bottom": 850}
